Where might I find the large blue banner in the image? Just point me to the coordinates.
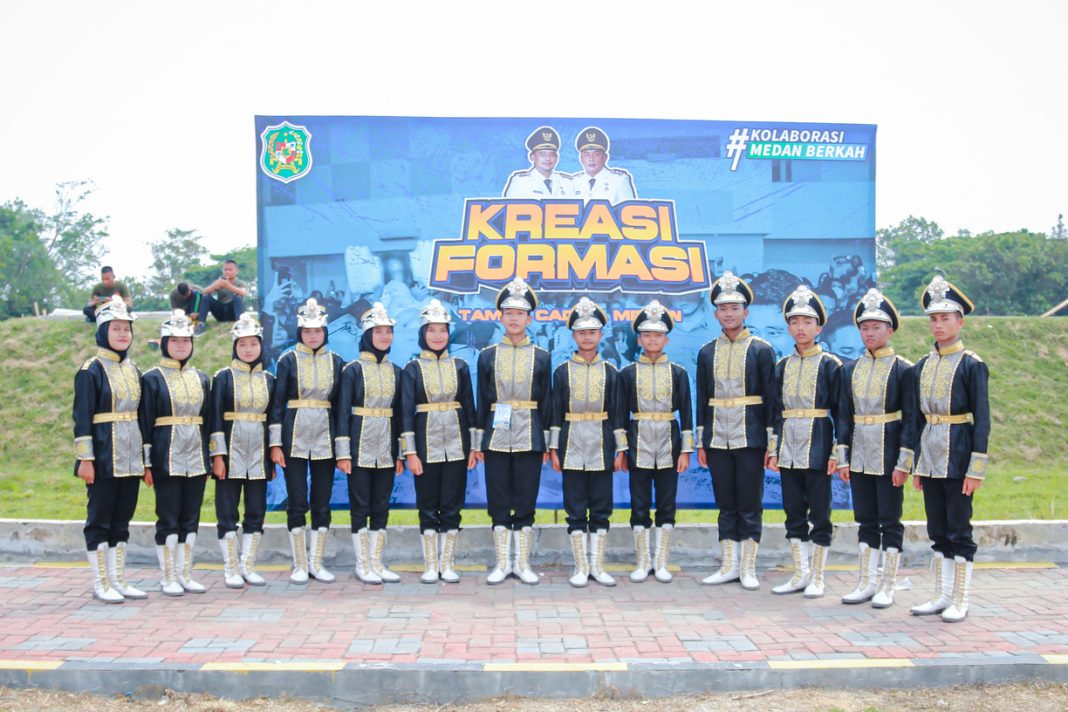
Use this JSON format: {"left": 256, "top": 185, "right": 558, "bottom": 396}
{"left": 255, "top": 116, "right": 876, "bottom": 510}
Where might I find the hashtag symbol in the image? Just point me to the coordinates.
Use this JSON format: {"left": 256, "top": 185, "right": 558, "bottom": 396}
{"left": 725, "top": 128, "right": 749, "bottom": 171}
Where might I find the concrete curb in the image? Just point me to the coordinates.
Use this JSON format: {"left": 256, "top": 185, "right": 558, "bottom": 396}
{"left": 3, "top": 518, "right": 1068, "bottom": 567}
{"left": 2, "top": 658, "right": 1067, "bottom": 703}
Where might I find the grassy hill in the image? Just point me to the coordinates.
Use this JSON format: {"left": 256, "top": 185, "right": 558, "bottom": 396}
{"left": 0, "top": 315, "right": 1065, "bottom": 524}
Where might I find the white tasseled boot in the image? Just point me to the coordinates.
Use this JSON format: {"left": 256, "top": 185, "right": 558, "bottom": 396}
{"left": 157, "top": 534, "right": 184, "bottom": 596}
{"left": 940, "top": 556, "right": 974, "bottom": 622}
{"left": 842, "top": 543, "right": 879, "bottom": 604}
{"left": 486, "top": 526, "right": 511, "bottom": 585}
{"left": 370, "top": 529, "right": 400, "bottom": 583}
{"left": 739, "top": 538, "right": 761, "bottom": 591}
{"left": 308, "top": 527, "right": 335, "bottom": 583}
{"left": 90, "top": 543, "right": 124, "bottom": 604}
{"left": 108, "top": 542, "right": 146, "bottom": 599}
{"left": 288, "top": 527, "right": 309, "bottom": 584}
{"left": 589, "top": 530, "right": 616, "bottom": 587}
{"left": 702, "top": 539, "right": 740, "bottom": 585}
{"left": 871, "top": 547, "right": 901, "bottom": 609}
{"left": 352, "top": 529, "right": 382, "bottom": 584}
{"left": 176, "top": 533, "right": 206, "bottom": 593}
{"left": 420, "top": 530, "right": 439, "bottom": 584}
{"left": 240, "top": 532, "right": 265, "bottom": 586}
{"left": 439, "top": 530, "right": 460, "bottom": 584}
{"left": 653, "top": 525, "right": 674, "bottom": 583}
{"left": 568, "top": 531, "right": 590, "bottom": 588}
{"left": 629, "top": 526, "right": 651, "bottom": 583}
{"left": 514, "top": 527, "right": 539, "bottom": 585}
{"left": 910, "top": 553, "right": 954, "bottom": 615}
{"left": 219, "top": 532, "right": 245, "bottom": 589}
{"left": 772, "top": 538, "right": 811, "bottom": 594}
{"left": 803, "top": 543, "right": 828, "bottom": 598}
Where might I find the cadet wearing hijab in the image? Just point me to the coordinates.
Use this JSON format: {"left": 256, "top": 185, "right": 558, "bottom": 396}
{"left": 140, "top": 309, "right": 211, "bottom": 597}
{"left": 209, "top": 312, "right": 274, "bottom": 589}
{"left": 72, "top": 295, "right": 146, "bottom": 603}
{"left": 335, "top": 302, "right": 404, "bottom": 584}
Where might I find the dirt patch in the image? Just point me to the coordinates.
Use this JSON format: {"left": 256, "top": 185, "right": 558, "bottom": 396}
{"left": 2, "top": 683, "right": 1068, "bottom": 712}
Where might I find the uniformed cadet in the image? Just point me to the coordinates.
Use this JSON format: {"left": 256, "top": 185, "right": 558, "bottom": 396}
{"left": 767, "top": 285, "right": 844, "bottom": 599}
{"left": 571, "top": 126, "right": 637, "bottom": 204}
{"left": 335, "top": 303, "right": 404, "bottom": 585}
{"left": 476, "top": 277, "right": 553, "bottom": 586}
{"left": 834, "top": 289, "right": 916, "bottom": 608}
{"left": 549, "top": 297, "right": 627, "bottom": 588}
{"left": 908, "top": 276, "right": 990, "bottom": 623}
{"left": 140, "top": 309, "right": 211, "bottom": 597}
{"left": 209, "top": 313, "right": 275, "bottom": 589}
{"left": 695, "top": 273, "right": 777, "bottom": 591}
{"left": 269, "top": 298, "right": 345, "bottom": 585}
{"left": 502, "top": 126, "right": 573, "bottom": 199}
{"left": 617, "top": 300, "right": 694, "bottom": 583}
{"left": 400, "top": 299, "right": 479, "bottom": 584}
{"left": 72, "top": 296, "right": 145, "bottom": 604}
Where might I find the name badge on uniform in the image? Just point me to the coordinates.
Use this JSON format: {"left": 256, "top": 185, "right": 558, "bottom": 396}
{"left": 493, "top": 403, "right": 512, "bottom": 430}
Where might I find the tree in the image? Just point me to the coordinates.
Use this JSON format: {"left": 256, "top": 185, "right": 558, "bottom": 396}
{"left": 183, "top": 244, "right": 258, "bottom": 305}
{"left": 147, "top": 228, "right": 208, "bottom": 298}
{"left": 38, "top": 181, "right": 109, "bottom": 304}
{"left": 0, "top": 200, "right": 60, "bottom": 318}
{"left": 1052, "top": 213, "right": 1066, "bottom": 239}
{"left": 876, "top": 215, "right": 944, "bottom": 271}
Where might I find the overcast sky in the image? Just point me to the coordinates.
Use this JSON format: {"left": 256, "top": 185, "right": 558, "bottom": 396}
{"left": 2, "top": 1, "right": 1065, "bottom": 278}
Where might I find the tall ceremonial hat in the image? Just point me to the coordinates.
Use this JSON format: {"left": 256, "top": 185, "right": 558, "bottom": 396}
{"left": 296, "top": 297, "right": 328, "bottom": 328}
{"left": 922, "top": 275, "right": 974, "bottom": 315}
{"left": 709, "top": 270, "right": 754, "bottom": 307}
{"left": 576, "top": 126, "right": 609, "bottom": 152}
{"left": 854, "top": 288, "right": 900, "bottom": 330}
{"left": 95, "top": 294, "right": 136, "bottom": 326}
{"left": 567, "top": 296, "right": 608, "bottom": 331}
{"left": 419, "top": 298, "right": 452, "bottom": 325}
{"left": 496, "top": 276, "right": 538, "bottom": 312}
{"left": 783, "top": 284, "right": 828, "bottom": 325}
{"left": 160, "top": 309, "right": 195, "bottom": 338}
{"left": 526, "top": 126, "right": 560, "bottom": 152}
{"left": 633, "top": 299, "right": 673, "bottom": 333}
{"left": 230, "top": 311, "right": 264, "bottom": 341}
{"left": 360, "top": 301, "right": 396, "bottom": 330}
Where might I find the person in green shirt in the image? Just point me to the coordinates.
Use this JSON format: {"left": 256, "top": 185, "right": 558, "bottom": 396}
{"left": 83, "top": 266, "right": 132, "bottom": 322}
{"left": 195, "top": 259, "right": 249, "bottom": 334}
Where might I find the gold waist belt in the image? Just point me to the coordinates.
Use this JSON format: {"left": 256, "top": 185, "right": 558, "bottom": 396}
{"left": 351, "top": 407, "right": 392, "bottom": 418}
{"left": 287, "top": 399, "right": 330, "bottom": 409}
{"left": 491, "top": 400, "right": 538, "bottom": 410}
{"left": 782, "top": 408, "right": 830, "bottom": 419}
{"left": 224, "top": 412, "right": 267, "bottom": 422}
{"left": 925, "top": 412, "right": 973, "bottom": 425}
{"left": 708, "top": 396, "right": 763, "bottom": 408}
{"left": 632, "top": 412, "right": 675, "bottom": 421}
{"left": 565, "top": 412, "right": 608, "bottom": 422}
{"left": 417, "top": 401, "right": 460, "bottom": 413}
{"left": 92, "top": 412, "right": 137, "bottom": 424}
{"left": 155, "top": 416, "right": 203, "bottom": 427}
{"left": 854, "top": 411, "right": 901, "bottom": 426}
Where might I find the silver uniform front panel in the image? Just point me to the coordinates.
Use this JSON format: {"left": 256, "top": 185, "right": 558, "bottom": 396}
{"left": 100, "top": 355, "right": 143, "bottom": 477}
{"left": 915, "top": 348, "right": 966, "bottom": 478}
{"left": 710, "top": 334, "right": 751, "bottom": 450}
{"left": 291, "top": 348, "right": 334, "bottom": 460}
{"left": 562, "top": 359, "right": 607, "bottom": 471}
{"left": 159, "top": 364, "right": 206, "bottom": 477}
{"left": 778, "top": 352, "right": 822, "bottom": 469}
{"left": 419, "top": 355, "right": 465, "bottom": 463}
{"left": 849, "top": 352, "right": 895, "bottom": 475}
{"left": 356, "top": 358, "right": 396, "bottom": 468}
{"left": 489, "top": 343, "right": 535, "bottom": 453}
{"left": 229, "top": 366, "right": 270, "bottom": 479}
{"left": 635, "top": 358, "right": 673, "bottom": 469}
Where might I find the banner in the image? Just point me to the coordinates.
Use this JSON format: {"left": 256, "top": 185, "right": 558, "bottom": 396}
{"left": 255, "top": 116, "right": 877, "bottom": 510}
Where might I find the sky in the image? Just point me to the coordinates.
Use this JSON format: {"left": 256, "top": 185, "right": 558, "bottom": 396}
{"left": 2, "top": 1, "right": 1066, "bottom": 278}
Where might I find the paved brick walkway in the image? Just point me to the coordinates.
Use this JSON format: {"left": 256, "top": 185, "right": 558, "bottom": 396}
{"left": 1, "top": 560, "right": 1066, "bottom": 671}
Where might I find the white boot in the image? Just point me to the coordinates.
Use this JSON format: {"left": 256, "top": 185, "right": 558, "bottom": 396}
{"left": 308, "top": 527, "right": 335, "bottom": 582}
{"left": 568, "top": 531, "right": 590, "bottom": 588}
{"left": 702, "top": 539, "right": 740, "bottom": 585}
{"left": 176, "top": 533, "right": 206, "bottom": 593}
{"left": 420, "top": 530, "right": 439, "bottom": 584}
{"left": 589, "top": 530, "right": 616, "bottom": 587}
{"left": 653, "top": 525, "right": 674, "bottom": 583}
{"left": 352, "top": 529, "right": 382, "bottom": 584}
{"left": 871, "top": 548, "right": 901, "bottom": 609}
{"left": 370, "top": 529, "right": 400, "bottom": 583}
{"left": 772, "top": 538, "right": 811, "bottom": 594}
{"left": 941, "top": 556, "right": 974, "bottom": 622}
{"left": 240, "top": 532, "right": 266, "bottom": 586}
{"left": 910, "top": 553, "right": 954, "bottom": 615}
{"left": 486, "top": 526, "right": 511, "bottom": 585}
{"left": 108, "top": 542, "right": 146, "bottom": 599}
{"left": 157, "top": 535, "right": 184, "bottom": 596}
{"left": 288, "top": 527, "right": 309, "bottom": 584}
{"left": 515, "top": 527, "right": 539, "bottom": 585}
{"left": 629, "top": 526, "right": 651, "bottom": 583}
{"left": 842, "top": 543, "right": 879, "bottom": 604}
{"left": 89, "top": 543, "right": 124, "bottom": 604}
{"left": 219, "top": 532, "right": 245, "bottom": 589}
{"left": 739, "top": 539, "right": 761, "bottom": 591}
{"left": 439, "top": 530, "right": 460, "bottom": 584}
{"left": 803, "top": 543, "right": 828, "bottom": 598}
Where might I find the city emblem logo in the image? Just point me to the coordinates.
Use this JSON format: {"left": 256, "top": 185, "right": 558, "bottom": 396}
{"left": 259, "top": 121, "right": 313, "bottom": 184}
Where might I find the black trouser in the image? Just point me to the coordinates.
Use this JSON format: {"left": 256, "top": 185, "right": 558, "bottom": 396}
{"left": 780, "top": 467, "right": 832, "bottom": 546}
{"left": 563, "top": 469, "right": 613, "bottom": 533}
{"left": 921, "top": 476, "right": 976, "bottom": 561}
{"left": 153, "top": 475, "right": 208, "bottom": 545}
{"left": 198, "top": 293, "right": 244, "bottom": 324}
{"left": 84, "top": 476, "right": 141, "bottom": 550}
{"left": 414, "top": 460, "right": 467, "bottom": 532}
{"left": 484, "top": 450, "right": 542, "bottom": 530}
{"left": 215, "top": 477, "right": 267, "bottom": 538}
{"left": 83, "top": 305, "right": 97, "bottom": 322}
{"left": 707, "top": 447, "right": 765, "bottom": 543}
{"left": 850, "top": 472, "right": 904, "bottom": 550}
{"left": 347, "top": 466, "right": 395, "bottom": 531}
{"left": 629, "top": 466, "right": 678, "bottom": 528}
{"left": 283, "top": 458, "right": 335, "bottom": 530}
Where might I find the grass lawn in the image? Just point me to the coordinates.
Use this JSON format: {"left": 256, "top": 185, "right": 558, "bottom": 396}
{"left": 1, "top": 315, "right": 1066, "bottom": 523}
